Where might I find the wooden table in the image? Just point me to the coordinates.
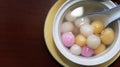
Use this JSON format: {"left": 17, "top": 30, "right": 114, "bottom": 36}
{"left": 0, "top": 0, "right": 119, "bottom": 67}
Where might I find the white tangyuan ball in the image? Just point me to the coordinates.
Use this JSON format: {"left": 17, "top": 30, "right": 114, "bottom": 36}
{"left": 87, "top": 35, "right": 101, "bottom": 49}
{"left": 61, "top": 22, "right": 74, "bottom": 33}
{"left": 75, "top": 17, "right": 90, "bottom": 28}
{"left": 65, "top": 11, "right": 77, "bottom": 22}
{"left": 65, "top": 7, "right": 84, "bottom": 22}
{"left": 80, "top": 24, "right": 93, "bottom": 37}
{"left": 70, "top": 44, "right": 82, "bottom": 55}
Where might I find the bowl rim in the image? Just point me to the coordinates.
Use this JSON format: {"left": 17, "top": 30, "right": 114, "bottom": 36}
{"left": 53, "top": 0, "right": 120, "bottom": 66}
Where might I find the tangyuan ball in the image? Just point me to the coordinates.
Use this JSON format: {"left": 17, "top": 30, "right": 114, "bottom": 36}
{"left": 94, "top": 44, "right": 106, "bottom": 55}
{"left": 70, "top": 44, "right": 82, "bottom": 55}
{"left": 87, "top": 35, "right": 101, "bottom": 49}
{"left": 61, "top": 32, "right": 75, "bottom": 47}
{"left": 81, "top": 46, "right": 94, "bottom": 57}
{"left": 65, "top": 11, "right": 77, "bottom": 22}
{"left": 91, "top": 20, "right": 104, "bottom": 34}
{"left": 75, "top": 34, "right": 86, "bottom": 47}
{"left": 100, "top": 28, "right": 115, "bottom": 45}
{"left": 80, "top": 24, "right": 93, "bottom": 37}
{"left": 75, "top": 17, "right": 90, "bottom": 28}
{"left": 61, "top": 22, "right": 74, "bottom": 33}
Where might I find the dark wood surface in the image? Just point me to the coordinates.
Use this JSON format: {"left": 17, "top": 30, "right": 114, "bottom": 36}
{"left": 0, "top": 0, "right": 119, "bottom": 67}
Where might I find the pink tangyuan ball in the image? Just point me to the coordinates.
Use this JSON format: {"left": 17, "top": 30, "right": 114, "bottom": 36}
{"left": 61, "top": 32, "right": 75, "bottom": 47}
{"left": 81, "top": 46, "right": 94, "bottom": 57}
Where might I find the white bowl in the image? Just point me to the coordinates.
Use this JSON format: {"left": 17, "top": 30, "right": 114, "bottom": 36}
{"left": 53, "top": 0, "right": 120, "bottom": 66}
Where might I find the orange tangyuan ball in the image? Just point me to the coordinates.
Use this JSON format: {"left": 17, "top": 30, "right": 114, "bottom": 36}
{"left": 91, "top": 20, "right": 104, "bottom": 34}
{"left": 75, "top": 34, "right": 86, "bottom": 47}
